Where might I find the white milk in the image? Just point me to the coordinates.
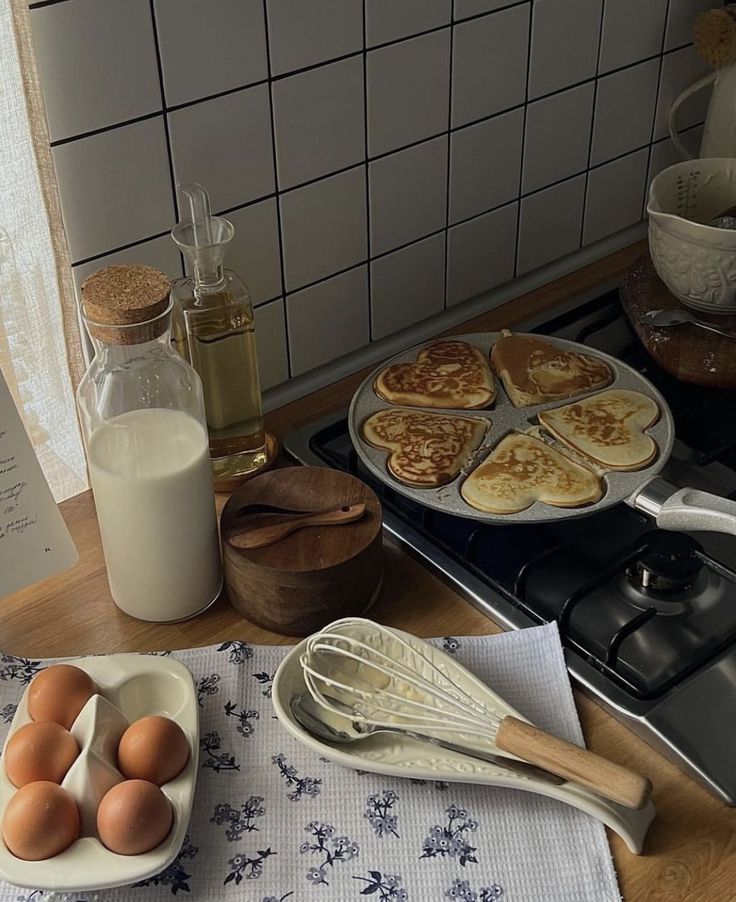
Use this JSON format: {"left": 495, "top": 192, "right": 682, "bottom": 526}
{"left": 87, "top": 408, "right": 222, "bottom": 621}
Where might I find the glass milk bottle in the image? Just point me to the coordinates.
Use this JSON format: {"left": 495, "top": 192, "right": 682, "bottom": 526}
{"left": 76, "top": 264, "right": 222, "bottom": 621}
{"left": 170, "top": 183, "right": 266, "bottom": 489}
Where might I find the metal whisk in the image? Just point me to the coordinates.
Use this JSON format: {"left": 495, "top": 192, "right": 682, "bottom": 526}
{"left": 301, "top": 618, "right": 652, "bottom": 810}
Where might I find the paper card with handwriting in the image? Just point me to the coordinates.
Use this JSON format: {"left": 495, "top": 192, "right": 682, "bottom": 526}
{"left": 0, "top": 370, "right": 78, "bottom": 597}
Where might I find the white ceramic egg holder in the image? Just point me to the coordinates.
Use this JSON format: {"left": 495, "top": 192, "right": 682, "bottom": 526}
{"left": 0, "top": 653, "right": 199, "bottom": 893}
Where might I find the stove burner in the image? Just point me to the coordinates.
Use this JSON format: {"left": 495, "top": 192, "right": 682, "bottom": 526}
{"left": 627, "top": 531, "right": 705, "bottom": 594}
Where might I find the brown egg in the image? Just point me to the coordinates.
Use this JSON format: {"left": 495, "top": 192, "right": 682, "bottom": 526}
{"left": 4, "top": 721, "right": 80, "bottom": 787}
{"left": 28, "top": 664, "right": 95, "bottom": 729}
{"left": 97, "top": 780, "right": 172, "bottom": 855}
{"left": 2, "top": 781, "right": 80, "bottom": 860}
{"left": 117, "top": 716, "right": 189, "bottom": 785}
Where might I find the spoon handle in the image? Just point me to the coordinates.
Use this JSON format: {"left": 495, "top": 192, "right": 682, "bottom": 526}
{"left": 228, "top": 503, "right": 367, "bottom": 549}
{"left": 692, "top": 319, "right": 736, "bottom": 340}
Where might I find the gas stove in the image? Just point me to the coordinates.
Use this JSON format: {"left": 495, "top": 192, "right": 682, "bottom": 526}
{"left": 283, "top": 286, "right": 736, "bottom": 804}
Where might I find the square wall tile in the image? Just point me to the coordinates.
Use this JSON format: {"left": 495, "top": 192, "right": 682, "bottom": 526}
{"left": 452, "top": 5, "right": 529, "bottom": 128}
{"left": 367, "top": 29, "right": 451, "bottom": 156}
{"left": 665, "top": 0, "right": 718, "bottom": 50}
{"left": 371, "top": 233, "right": 445, "bottom": 339}
{"left": 266, "top": 0, "right": 363, "bottom": 76}
{"left": 273, "top": 57, "right": 364, "bottom": 190}
{"left": 369, "top": 137, "right": 448, "bottom": 256}
{"left": 529, "top": 0, "right": 602, "bottom": 100}
{"left": 591, "top": 59, "right": 659, "bottom": 166}
{"left": 72, "top": 235, "right": 183, "bottom": 300}
{"left": 517, "top": 174, "right": 585, "bottom": 274}
{"left": 225, "top": 200, "right": 282, "bottom": 305}
{"left": 455, "top": 0, "right": 527, "bottom": 21}
{"left": 154, "top": 0, "right": 267, "bottom": 107}
{"left": 654, "top": 45, "right": 710, "bottom": 140}
{"left": 168, "top": 85, "right": 274, "bottom": 213}
{"left": 583, "top": 149, "right": 648, "bottom": 245}
{"left": 286, "top": 266, "right": 369, "bottom": 375}
{"left": 599, "top": 0, "right": 667, "bottom": 73}
{"left": 450, "top": 107, "right": 523, "bottom": 223}
{"left": 280, "top": 166, "right": 367, "bottom": 291}
{"left": 447, "top": 202, "right": 517, "bottom": 306}
{"left": 366, "top": 0, "right": 451, "bottom": 46}
{"left": 52, "top": 117, "right": 174, "bottom": 263}
{"left": 254, "top": 298, "right": 289, "bottom": 389}
{"left": 522, "top": 82, "right": 594, "bottom": 194}
{"left": 31, "top": 0, "right": 160, "bottom": 142}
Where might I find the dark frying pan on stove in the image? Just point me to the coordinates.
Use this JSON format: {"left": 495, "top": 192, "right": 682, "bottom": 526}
{"left": 348, "top": 332, "right": 736, "bottom": 537}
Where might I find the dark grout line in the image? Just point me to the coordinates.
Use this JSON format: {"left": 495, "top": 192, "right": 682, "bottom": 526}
{"left": 148, "top": 0, "right": 179, "bottom": 225}
{"left": 71, "top": 229, "right": 174, "bottom": 268}
{"left": 642, "top": 0, "right": 672, "bottom": 220}
{"left": 443, "top": 4, "right": 455, "bottom": 311}
{"left": 261, "top": 0, "right": 291, "bottom": 379}
{"left": 286, "top": 260, "right": 369, "bottom": 298}
{"left": 165, "top": 79, "right": 269, "bottom": 113}
{"left": 362, "top": 0, "right": 373, "bottom": 341}
{"left": 579, "top": 0, "right": 606, "bottom": 248}
{"left": 50, "top": 111, "right": 163, "bottom": 148}
{"left": 513, "top": 0, "right": 533, "bottom": 278}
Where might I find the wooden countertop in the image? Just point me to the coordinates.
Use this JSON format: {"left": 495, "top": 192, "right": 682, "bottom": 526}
{"left": 3, "top": 242, "right": 735, "bottom": 901}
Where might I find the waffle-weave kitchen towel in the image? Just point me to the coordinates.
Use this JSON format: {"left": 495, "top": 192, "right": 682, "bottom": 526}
{"left": 0, "top": 622, "right": 621, "bottom": 902}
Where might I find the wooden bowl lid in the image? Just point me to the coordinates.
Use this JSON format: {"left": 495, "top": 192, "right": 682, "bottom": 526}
{"left": 220, "top": 467, "right": 382, "bottom": 573}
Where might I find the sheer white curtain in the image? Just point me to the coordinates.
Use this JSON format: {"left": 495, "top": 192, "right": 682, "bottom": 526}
{"left": 0, "top": 0, "right": 87, "bottom": 501}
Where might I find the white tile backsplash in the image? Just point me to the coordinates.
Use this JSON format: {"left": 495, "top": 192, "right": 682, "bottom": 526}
{"left": 280, "top": 166, "right": 367, "bottom": 292}
{"left": 266, "top": 0, "right": 363, "bottom": 76}
{"left": 599, "top": 0, "right": 667, "bottom": 74}
{"left": 366, "top": 0, "right": 451, "bottom": 46}
{"left": 591, "top": 59, "right": 659, "bottom": 166}
{"left": 226, "top": 199, "right": 283, "bottom": 306}
{"left": 583, "top": 149, "right": 649, "bottom": 246}
{"left": 168, "top": 85, "right": 275, "bottom": 213}
{"left": 52, "top": 117, "right": 174, "bottom": 263}
{"left": 451, "top": 5, "right": 529, "bottom": 128}
{"left": 529, "top": 0, "right": 602, "bottom": 100}
{"left": 286, "top": 266, "right": 370, "bottom": 375}
{"left": 31, "top": 0, "right": 160, "bottom": 143}
{"left": 522, "top": 82, "right": 594, "bottom": 194}
{"left": 154, "top": 0, "right": 267, "bottom": 107}
{"left": 254, "top": 298, "right": 289, "bottom": 390}
{"left": 273, "top": 57, "right": 364, "bottom": 190}
{"left": 41, "top": 0, "right": 669, "bottom": 397}
{"left": 447, "top": 202, "right": 517, "bottom": 307}
{"left": 369, "top": 137, "right": 448, "bottom": 256}
{"left": 517, "top": 174, "right": 586, "bottom": 275}
{"left": 450, "top": 107, "right": 524, "bottom": 224}
{"left": 367, "top": 29, "right": 451, "bottom": 156}
{"left": 371, "top": 233, "right": 445, "bottom": 339}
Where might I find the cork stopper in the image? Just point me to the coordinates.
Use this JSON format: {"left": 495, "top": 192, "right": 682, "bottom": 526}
{"left": 81, "top": 264, "right": 172, "bottom": 344}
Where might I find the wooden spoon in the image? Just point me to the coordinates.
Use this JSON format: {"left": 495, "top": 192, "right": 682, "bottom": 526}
{"left": 227, "top": 503, "right": 367, "bottom": 550}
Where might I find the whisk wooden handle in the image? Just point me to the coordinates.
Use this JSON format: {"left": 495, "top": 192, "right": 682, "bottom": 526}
{"left": 495, "top": 716, "right": 652, "bottom": 810}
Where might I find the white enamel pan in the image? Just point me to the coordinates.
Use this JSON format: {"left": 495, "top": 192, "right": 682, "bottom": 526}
{"left": 348, "top": 332, "right": 736, "bottom": 536}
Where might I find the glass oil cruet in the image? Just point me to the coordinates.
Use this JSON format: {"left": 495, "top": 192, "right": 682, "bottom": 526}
{"left": 170, "top": 183, "right": 267, "bottom": 487}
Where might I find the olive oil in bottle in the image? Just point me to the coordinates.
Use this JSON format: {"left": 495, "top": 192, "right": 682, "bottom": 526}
{"left": 171, "top": 184, "right": 266, "bottom": 483}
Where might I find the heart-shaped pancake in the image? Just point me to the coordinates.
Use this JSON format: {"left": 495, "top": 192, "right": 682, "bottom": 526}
{"left": 461, "top": 432, "right": 602, "bottom": 513}
{"left": 362, "top": 407, "right": 487, "bottom": 487}
{"left": 375, "top": 340, "right": 495, "bottom": 409}
{"left": 538, "top": 389, "right": 660, "bottom": 471}
{"left": 491, "top": 330, "right": 612, "bottom": 407}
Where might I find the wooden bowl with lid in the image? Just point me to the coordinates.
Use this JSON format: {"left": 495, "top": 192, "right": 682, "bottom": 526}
{"left": 220, "top": 467, "right": 383, "bottom": 636}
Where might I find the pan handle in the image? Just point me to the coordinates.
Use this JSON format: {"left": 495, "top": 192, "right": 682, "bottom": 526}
{"left": 632, "top": 478, "right": 736, "bottom": 536}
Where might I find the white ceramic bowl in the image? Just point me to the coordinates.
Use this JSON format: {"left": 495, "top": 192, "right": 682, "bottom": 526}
{"left": 647, "top": 158, "right": 736, "bottom": 313}
{"left": 0, "top": 654, "right": 198, "bottom": 893}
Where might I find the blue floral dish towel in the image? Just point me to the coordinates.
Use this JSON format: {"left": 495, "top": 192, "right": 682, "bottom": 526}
{"left": 0, "top": 623, "right": 621, "bottom": 902}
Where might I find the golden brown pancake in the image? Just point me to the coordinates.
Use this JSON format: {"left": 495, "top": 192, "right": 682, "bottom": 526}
{"left": 461, "top": 432, "right": 602, "bottom": 514}
{"left": 362, "top": 407, "right": 487, "bottom": 487}
{"left": 375, "top": 340, "right": 495, "bottom": 409}
{"left": 539, "top": 389, "right": 660, "bottom": 471}
{"left": 491, "top": 330, "right": 613, "bottom": 407}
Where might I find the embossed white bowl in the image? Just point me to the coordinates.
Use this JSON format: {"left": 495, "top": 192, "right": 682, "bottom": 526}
{"left": 647, "top": 158, "right": 736, "bottom": 313}
{"left": 0, "top": 654, "right": 199, "bottom": 893}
